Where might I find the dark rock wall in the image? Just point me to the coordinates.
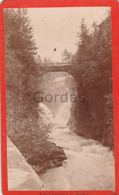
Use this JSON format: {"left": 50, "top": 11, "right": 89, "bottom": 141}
{"left": 68, "top": 64, "right": 114, "bottom": 150}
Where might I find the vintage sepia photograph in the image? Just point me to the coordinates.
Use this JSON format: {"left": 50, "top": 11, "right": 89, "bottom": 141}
{"left": 4, "top": 7, "right": 115, "bottom": 191}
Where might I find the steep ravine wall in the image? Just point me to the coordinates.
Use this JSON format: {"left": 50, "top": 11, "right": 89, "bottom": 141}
{"left": 68, "top": 73, "right": 114, "bottom": 150}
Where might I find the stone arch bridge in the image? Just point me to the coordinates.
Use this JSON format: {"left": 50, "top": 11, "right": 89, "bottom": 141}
{"left": 38, "top": 61, "right": 97, "bottom": 79}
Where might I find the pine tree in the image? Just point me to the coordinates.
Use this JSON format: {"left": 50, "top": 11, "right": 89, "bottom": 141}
{"left": 62, "top": 49, "right": 72, "bottom": 62}
{"left": 91, "top": 22, "right": 99, "bottom": 60}
{"left": 7, "top": 9, "right": 37, "bottom": 65}
{"left": 76, "top": 18, "right": 91, "bottom": 62}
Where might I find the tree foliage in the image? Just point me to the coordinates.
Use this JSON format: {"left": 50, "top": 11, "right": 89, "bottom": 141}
{"left": 62, "top": 49, "right": 72, "bottom": 62}
{"left": 76, "top": 18, "right": 91, "bottom": 62}
{"left": 5, "top": 9, "right": 37, "bottom": 64}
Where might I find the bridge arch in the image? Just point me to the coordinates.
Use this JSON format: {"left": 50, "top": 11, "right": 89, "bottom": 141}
{"left": 38, "top": 63, "right": 79, "bottom": 78}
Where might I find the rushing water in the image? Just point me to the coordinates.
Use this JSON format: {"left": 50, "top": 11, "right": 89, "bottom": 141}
{"left": 40, "top": 81, "right": 115, "bottom": 191}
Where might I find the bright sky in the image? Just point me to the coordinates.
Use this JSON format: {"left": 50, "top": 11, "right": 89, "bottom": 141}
{"left": 27, "top": 7, "right": 110, "bottom": 62}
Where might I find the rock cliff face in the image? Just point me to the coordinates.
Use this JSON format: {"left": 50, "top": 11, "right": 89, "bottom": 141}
{"left": 7, "top": 137, "right": 45, "bottom": 191}
{"left": 68, "top": 66, "right": 114, "bottom": 150}
{"left": 28, "top": 143, "right": 67, "bottom": 174}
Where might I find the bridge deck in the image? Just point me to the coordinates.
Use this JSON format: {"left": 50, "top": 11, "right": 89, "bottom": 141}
{"left": 39, "top": 65, "right": 75, "bottom": 72}
{"left": 38, "top": 61, "right": 97, "bottom": 73}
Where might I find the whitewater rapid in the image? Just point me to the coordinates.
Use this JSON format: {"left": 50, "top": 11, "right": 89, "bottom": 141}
{"left": 39, "top": 82, "right": 115, "bottom": 191}
{"left": 40, "top": 100, "right": 115, "bottom": 191}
